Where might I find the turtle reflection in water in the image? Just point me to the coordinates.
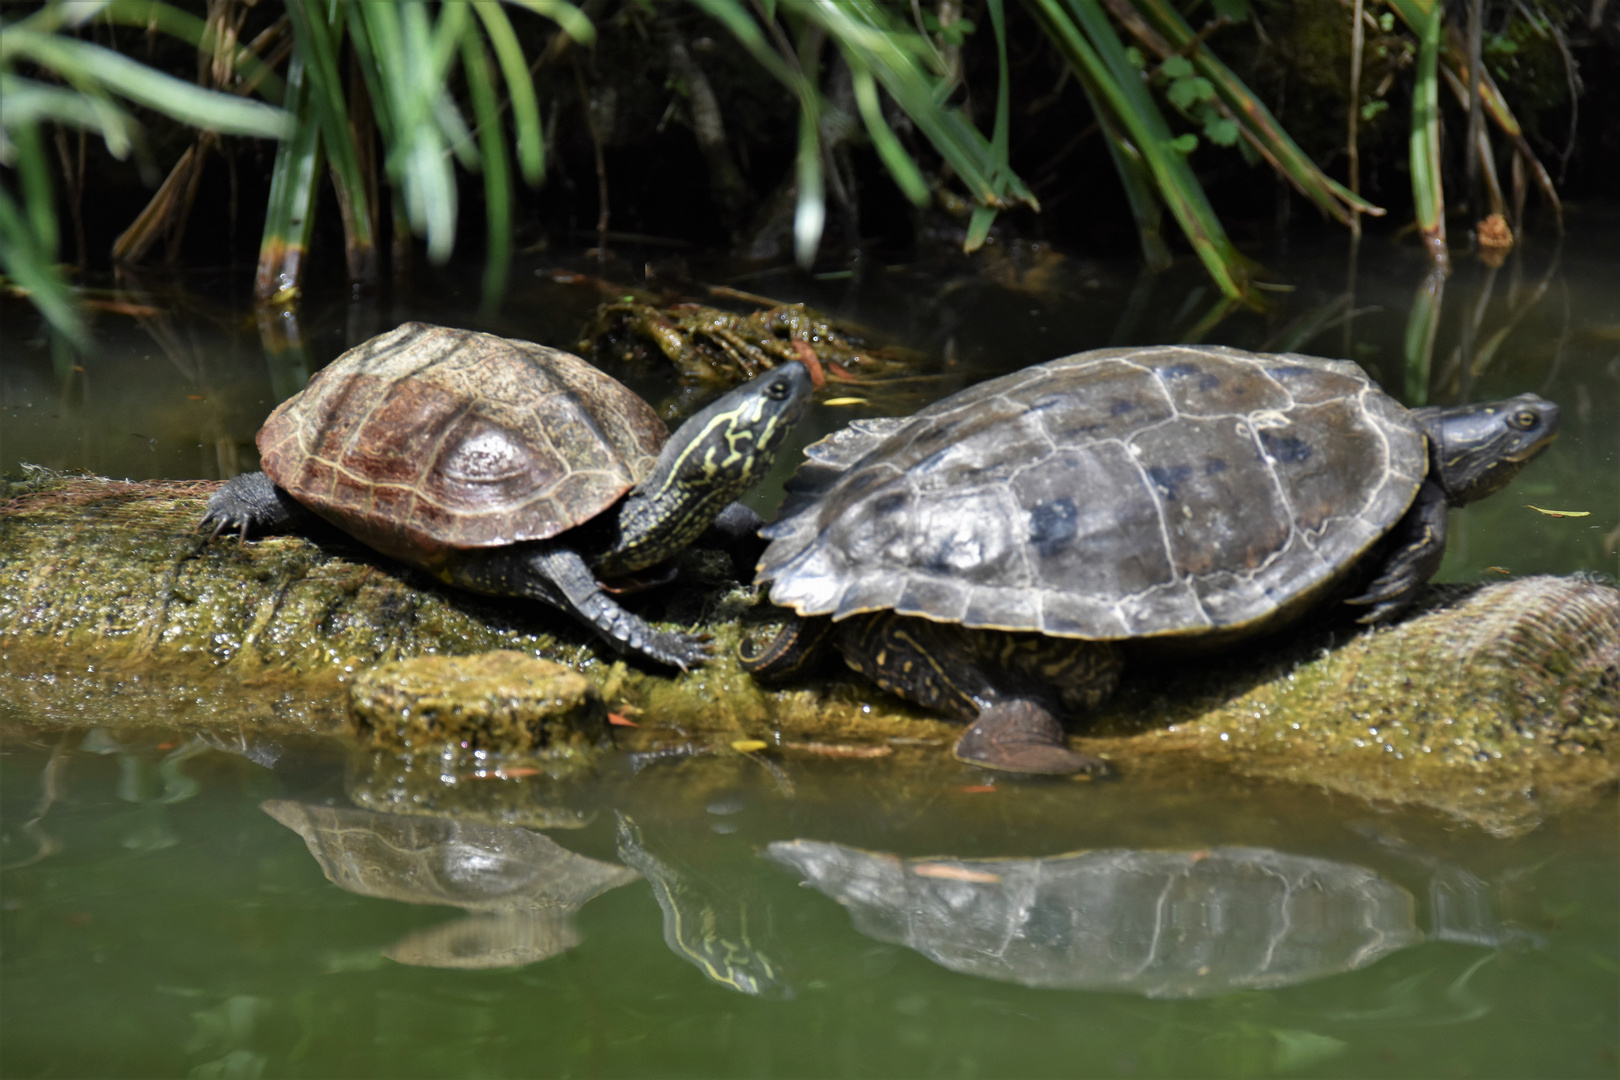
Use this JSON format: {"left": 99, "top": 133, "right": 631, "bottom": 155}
{"left": 768, "top": 840, "right": 1525, "bottom": 998}
{"left": 262, "top": 801, "right": 638, "bottom": 969}
{"left": 617, "top": 815, "right": 792, "bottom": 998}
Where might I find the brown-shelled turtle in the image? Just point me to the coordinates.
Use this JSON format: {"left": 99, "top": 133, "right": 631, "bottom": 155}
{"left": 203, "top": 323, "right": 814, "bottom": 669}
{"left": 744, "top": 345, "right": 1558, "bottom": 773}
{"left": 262, "top": 800, "right": 639, "bottom": 969}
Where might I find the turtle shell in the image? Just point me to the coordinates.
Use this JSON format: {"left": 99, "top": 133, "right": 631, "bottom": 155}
{"left": 257, "top": 323, "right": 666, "bottom": 566}
{"left": 758, "top": 345, "right": 1427, "bottom": 640}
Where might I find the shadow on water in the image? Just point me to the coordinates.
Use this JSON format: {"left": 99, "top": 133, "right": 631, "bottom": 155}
{"left": 1, "top": 228, "right": 1617, "bottom": 1077}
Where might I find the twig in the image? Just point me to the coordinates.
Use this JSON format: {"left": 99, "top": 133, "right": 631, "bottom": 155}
{"left": 1348, "top": 0, "right": 1365, "bottom": 240}
{"left": 571, "top": 53, "right": 610, "bottom": 260}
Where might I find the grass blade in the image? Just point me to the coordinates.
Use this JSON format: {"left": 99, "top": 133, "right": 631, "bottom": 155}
{"left": 2, "top": 28, "right": 289, "bottom": 138}
{"left": 282, "top": 0, "right": 377, "bottom": 280}
{"left": 1096, "top": 112, "right": 1173, "bottom": 271}
{"left": 356, "top": 1, "right": 459, "bottom": 262}
{"left": 0, "top": 74, "right": 138, "bottom": 159}
{"left": 1403, "top": 268, "right": 1446, "bottom": 403}
{"left": 802, "top": 0, "right": 1032, "bottom": 210}
{"left": 255, "top": 52, "right": 323, "bottom": 303}
{"left": 1119, "top": 0, "right": 1384, "bottom": 223}
{"left": 793, "top": 101, "right": 825, "bottom": 266}
{"left": 1406, "top": 0, "right": 1448, "bottom": 268}
{"left": 459, "top": 25, "right": 512, "bottom": 312}
{"left": 472, "top": 0, "right": 545, "bottom": 185}
{"left": 0, "top": 172, "right": 87, "bottom": 346}
{"left": 849, "top": 63, "right": 928, "bottom": 205}
{"left": 1386, "top": 0, "right": 1561, "bottom": 231}
{"left": 1028, "top": 0, "right": 1251, "bottom": 298}
{"left": 505, "top": 0, "right": 596, "bottom": 46}
{"left": 96, "top": 0, "right": 286, "bottom": 103}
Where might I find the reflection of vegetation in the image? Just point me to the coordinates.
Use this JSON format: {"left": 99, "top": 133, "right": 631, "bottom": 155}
{"left": 1, "top": 0, "right": 1581, "bottom": 337}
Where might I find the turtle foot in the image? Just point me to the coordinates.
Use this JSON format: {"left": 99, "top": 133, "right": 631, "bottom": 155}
{"left": 953, "top": 701, "right": 1109, "bottom": 776}
{"left": 637, "top": 628, "right": 712, "bottom": 672}
{"left": 200, "top": 472, "right": 312, "bottom": 540}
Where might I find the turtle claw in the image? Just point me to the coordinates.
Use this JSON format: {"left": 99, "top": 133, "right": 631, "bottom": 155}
{"left": 953, "top": 700, "right": 1109, "bottom": 776}
{"left": 640, "top": 628, "right": 712, "bottom": 672}
{"left": 199, "top": 471, "right": 309, "bottom": 542}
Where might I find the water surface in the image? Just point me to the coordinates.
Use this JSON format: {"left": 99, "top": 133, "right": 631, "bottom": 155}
{"left": 2, "top": 229, "right": 1617, "bottom": 1078}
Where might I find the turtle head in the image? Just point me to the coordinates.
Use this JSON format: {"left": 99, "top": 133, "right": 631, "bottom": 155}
{"left": 655, "top": 361, "right": 816, "bottom": 500}
{"left": 604, "top": 362, "right": 815, "bottom": 574}
{"left": 1416, "top": 393, "right": 1559, "bottom": 506}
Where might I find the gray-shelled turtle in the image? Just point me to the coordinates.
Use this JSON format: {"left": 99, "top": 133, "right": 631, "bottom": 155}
{"left": 767, "top": 839, "right": 1521, "bottom": 998}
{"left": 746, "top": 345, "right": 1558, "bottom": 773}
{"left": 204, "top": 323, "right": 814, "bottom": 669}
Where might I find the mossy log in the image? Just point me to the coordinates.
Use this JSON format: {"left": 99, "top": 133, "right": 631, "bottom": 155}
{"left": 2, "top": 473, "right": 1615, "bottom": 834}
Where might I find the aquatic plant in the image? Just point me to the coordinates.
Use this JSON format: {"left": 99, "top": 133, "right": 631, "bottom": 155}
{"left": 0, "top": 0, "right": 1581, "bottom": 338}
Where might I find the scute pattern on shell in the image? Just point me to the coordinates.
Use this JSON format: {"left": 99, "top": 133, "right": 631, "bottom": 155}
{"left": 257, "top": 323, "right": 667, "bottom": 564}
{"left": 759, "top": 345, "right": 1427, "bottom": 639}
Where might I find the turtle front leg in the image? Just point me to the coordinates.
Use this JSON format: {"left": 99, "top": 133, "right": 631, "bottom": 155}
{"left": 200, "top": 471, "right": 317, "bottom": 540}
{"left": 697, "top": 501, "right": 768, "bottom": 582}
{"left": 1346, "top": 479, "right": 1449, "bottom": 624}
{"left": 513, "top": 545, "right": 711, "bottom": 670}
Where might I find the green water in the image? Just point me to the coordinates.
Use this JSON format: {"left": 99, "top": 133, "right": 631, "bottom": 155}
{"left": 2, "top": 229, "right": 1617, "bottom": 1078}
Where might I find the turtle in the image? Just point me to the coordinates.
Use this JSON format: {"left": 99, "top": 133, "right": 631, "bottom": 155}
{"left": 262, "top": 800, "right": 640, "bottom": 969}
{"left": 202, "top": 322, "right": 815, "bottom": 669}
{"left": 766, "top": 839, "right": 1525, "bottom": 998}
{"left": 743, "top": 344, "right": 1559, "bottom": 774}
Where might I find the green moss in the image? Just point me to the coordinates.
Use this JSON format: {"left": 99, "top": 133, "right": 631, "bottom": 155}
{"left": 350, "top": 651, "right": 609, "bottom": 759}
{"left": 3, "top": 474, "right": 1615, "bottom": 834}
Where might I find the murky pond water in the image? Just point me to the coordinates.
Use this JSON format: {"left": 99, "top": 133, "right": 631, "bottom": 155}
{"left": 2, "top": 224, "right": 1617, "bottom": 1078}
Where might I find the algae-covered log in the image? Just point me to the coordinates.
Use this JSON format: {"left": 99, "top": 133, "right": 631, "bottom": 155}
{"left": 2, "top": 473, "right": 1615, "bottom": 833}
{"left": 1088, "top": 575, "right": 1619, "bottom": 833}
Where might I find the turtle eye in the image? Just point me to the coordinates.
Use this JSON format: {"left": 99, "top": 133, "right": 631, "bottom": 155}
{"left": 766, "top": 378, "right": 792, "bottom": 401}
{"left": 1510, "top": 409, "right": 1539, "bottom": 430}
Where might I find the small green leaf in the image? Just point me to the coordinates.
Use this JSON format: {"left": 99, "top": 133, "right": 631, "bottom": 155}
{"left": 1204, "top": 116, "right": 1239, "bottom": 146}
{"left": 1162, "top": 55, "right": 1194, "bottom": 79}
{"left": 1361, "top": 99, "right": 1389, "bottom": 121}
{"left": 1124, "top": 45, "right": 1145, "bottom": 69}
{"left": 1212, "top": 0, "right": 1250, "bottom": 21}
{"left": 1169, "top": 132, "right": 1198, "bottom": 154}
{"left": 1379, "top": 12, "right": 1395, "bottom": 31}
{"left": 1167, "top": 75, "right": 1214, "bottom": 109}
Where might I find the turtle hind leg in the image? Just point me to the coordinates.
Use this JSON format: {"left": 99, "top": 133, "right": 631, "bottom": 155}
{"left": 200, "top": 471, "right": 315, "bottom": 539}
{"left": 954, "top": 700, "right": 1109, "bottom": 776}
{"left": 469, "top": 543, "right": 711, "bottom": 671}
{"left": 1346, "top": 479, "right": 1449, "bottom": 624}
{"left": 835, "top": 615, "right": 1111, "bottom": 776}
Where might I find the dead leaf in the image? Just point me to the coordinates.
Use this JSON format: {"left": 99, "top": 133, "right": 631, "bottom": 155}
{"left": 911, "top": 863, "right": 1002, "bottom": 884}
